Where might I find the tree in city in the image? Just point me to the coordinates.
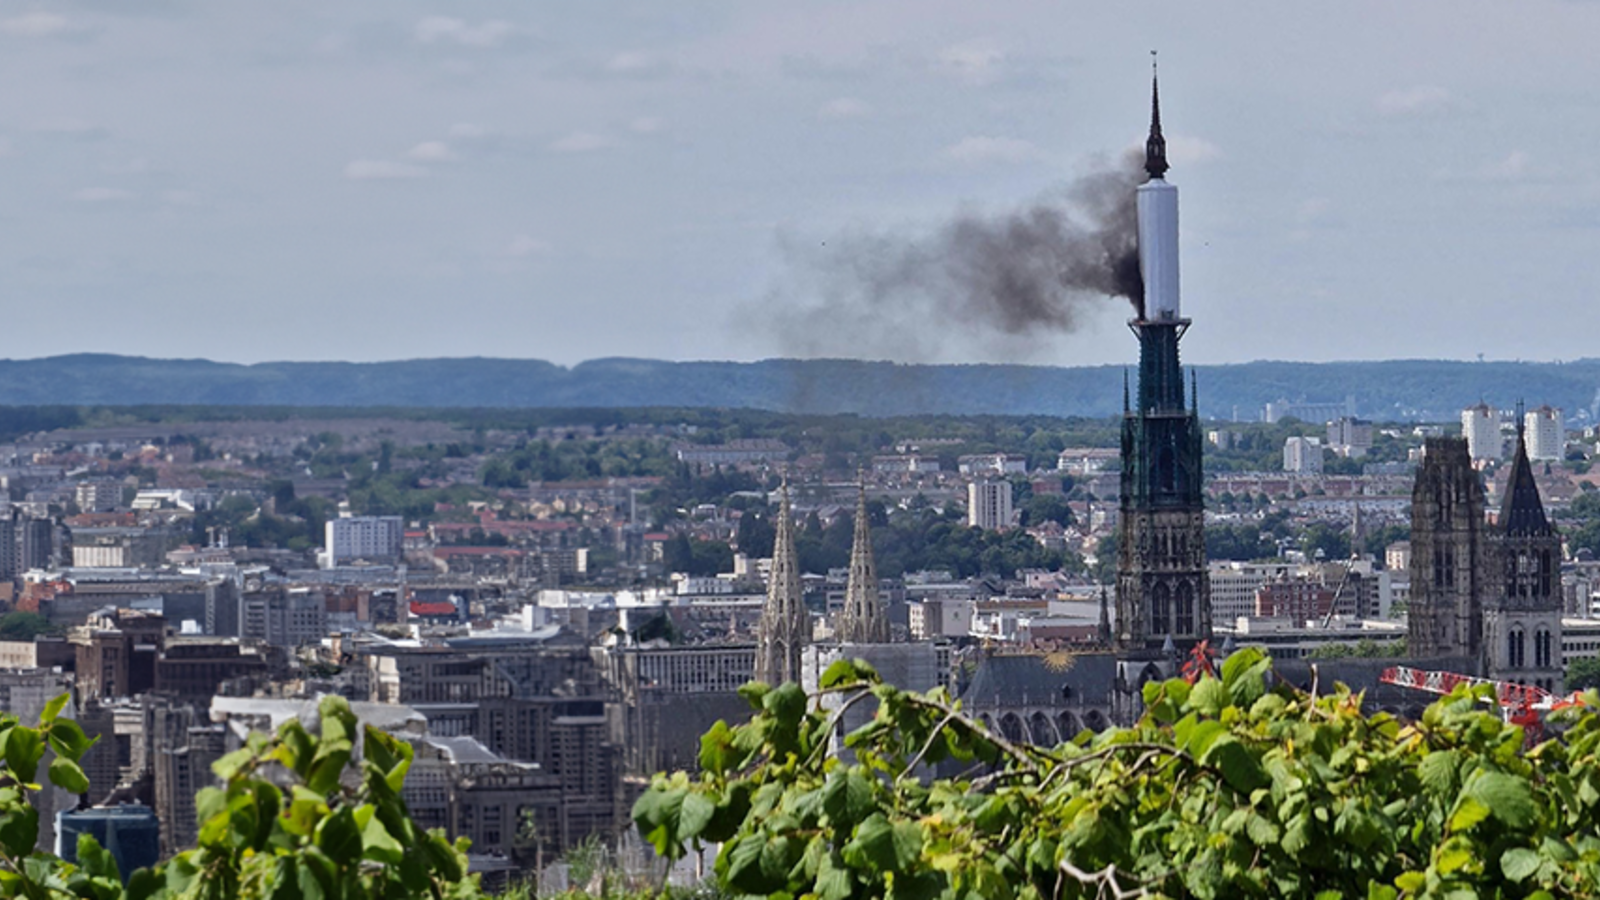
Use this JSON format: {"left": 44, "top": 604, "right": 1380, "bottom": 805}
{"left": 636, "top": 648, "right": 1600, "bottom": 898}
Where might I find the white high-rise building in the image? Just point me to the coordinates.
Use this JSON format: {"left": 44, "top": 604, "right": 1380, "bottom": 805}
{"left": 966, "top": 479, "right": 1013, "bottom": 531}
{"left": 324, "top": 515, "right": 403, "bottom": 566}
{"left": 1283, "top": 436, "right": 1323, "bottom": 475}
{"left": 1462, "top": 403, "right": 1501, "bottom": 461}
{"left": 1526, "top": 406, "right": 1565, "bottom": 462}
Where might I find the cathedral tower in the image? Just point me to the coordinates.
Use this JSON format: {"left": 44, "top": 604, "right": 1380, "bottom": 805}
{"left": 1115, "top": 65, "right": 1211, "bottom": 658}
{"left": 1483, "top": 415, "right": 1564, "bottom": 690}
{"left": 756, "top": 482, "right": 808, "bottom": 684}
{"left": 836, "top": 481, "right": 889, "bottom": 644}
{"left": 1407, "top": 437, "right": 1487, "bottom": 659}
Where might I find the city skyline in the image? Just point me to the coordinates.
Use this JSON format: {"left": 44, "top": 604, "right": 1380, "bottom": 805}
{"left": 4, "top": 2, "right": 1600, "bottom": 367}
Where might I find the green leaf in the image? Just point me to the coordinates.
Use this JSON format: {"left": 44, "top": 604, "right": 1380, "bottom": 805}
{"left": 315, "top": 806, "right": 362, "bottom": 865}
{"left": 1417, "top": 749, "right": 1460, "bottom": 796}
{"left": 1500, "top": 846, "right": 1540, "bottom": 882}
{"left": 678, "top": 791, "right": 715, "bottom": 841}
{"left": 39, "top": 694, "right": 69, "bottom": 725}
{"left": 1201, "top": 735, "right": 1267, "bottom": 794}
{"left": 698, "top": 720, "right": 737, "bottom": 775}
{"left": 47, "top": 757, "right": 88, "bottom": 794}
{"left": 5, "top": 726, "right": 41, "bottom": 785}
{"left": 1465, "top": 771, "right": 1538, "bottom": 830}
{"left": 822, "top": 770, "right": 876, "bottom": 830}
{"left": 1190, "top": 678, "right": 1230, "bottom": 716}
{"left": 841, "top": 813, "right": 922, "bottom": 873}
{"left": 821, "top": 658, "right": 879, "bottom": 689}
{"left": 0, "top": 804, "right": 38, "bottom": 858}
{"left": 816, "top": 851, "right": 855, "bottom": 900}
{"left": 1436, "top": 843, "right": 1472, "bottom": 874}
{"left": 46, "top": 719, "right": 96, "bottom": 764}
{"left": 361, "top": 810, "right": 404, "bottom": 864}
{"left": 1448, "top": 796, "right": 1490, "bottom": 832}
{"left": 738, "top": 681, "right": 772, "bottom": 710}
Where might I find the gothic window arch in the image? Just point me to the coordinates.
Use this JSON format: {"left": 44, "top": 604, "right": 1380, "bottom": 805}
{"left": 1058, "top": 712, "right": 1081, "bottom": 739}
{"left": 1508, "top": 627, "right": 1525, "bottom": 669}
{"left": 1028, "top": 712, "right": 1058, "bottom": 747}
{"left": 1535, "top": 629, "right": 1552, "bottom": 670}
{"left": 999, "top": 713, "right": 1024, "bottom": 744}
{"left": 1175, "top": 581, "right": 1195, "bottom": 636}
{"left": 1151, "top": 583, "right": 1171, "bottom": 636}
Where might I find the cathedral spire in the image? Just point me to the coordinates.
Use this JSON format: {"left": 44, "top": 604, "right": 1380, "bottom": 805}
{"left": 756, "top": 479, "right": 808, "bottom": 683}
{"left": 837, "top": 477, "right": 889, "bottom": 644}
{"left": 1500, "top": 410, "right": 1552, "bottom": 537}
{"left": 1144, "top": 52, "right": 1169, "bottom": 181}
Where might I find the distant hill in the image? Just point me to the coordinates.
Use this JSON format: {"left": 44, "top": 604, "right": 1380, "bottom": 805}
{"left": 0, "top": 354, "right": 1595, "bottom": 422}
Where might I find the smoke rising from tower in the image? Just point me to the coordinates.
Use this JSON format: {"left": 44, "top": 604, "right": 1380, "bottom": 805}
{"left": 765, "top": 152, "right": 1146, "bottom": 362}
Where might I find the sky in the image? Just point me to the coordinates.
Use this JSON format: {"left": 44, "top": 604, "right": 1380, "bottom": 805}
{"left": 4, "top": 1, "right": 1600, "bottom": 368}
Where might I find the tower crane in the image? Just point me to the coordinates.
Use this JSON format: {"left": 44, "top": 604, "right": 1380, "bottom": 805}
{"left": 1379, "top": 665, "right": 1588, "bottom": 743}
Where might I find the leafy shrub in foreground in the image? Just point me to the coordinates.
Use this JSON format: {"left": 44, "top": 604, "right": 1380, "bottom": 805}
{"left": 0, "top": 694, "right": 486, "bottom": 900}
{"left": 635, "top": 647, "right": 1600, "bottom": 898}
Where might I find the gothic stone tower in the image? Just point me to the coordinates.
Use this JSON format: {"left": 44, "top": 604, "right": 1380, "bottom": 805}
{"left": 1483, "top": 420, "right": 1563, "bottom": 691}
{"left": 836, "top": 482, "right": 889, "bottom": 644}
{"left": 1408, "top": 437, "right": 1487, "bottom": 660}
{"left": 1114, "top": 66, "right": 1212, "bottom": 666}
{"left": 756, "top": 482, "right": 808, "bottom": 684}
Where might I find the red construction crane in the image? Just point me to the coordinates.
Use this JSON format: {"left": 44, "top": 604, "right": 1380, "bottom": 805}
{"left": 1378, "top": 665, "right": 1587, "bottom": 743}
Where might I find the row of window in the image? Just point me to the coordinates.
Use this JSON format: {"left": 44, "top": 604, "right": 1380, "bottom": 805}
{"left": 1507, "top": 627, "right": 1555, "bottom": 670}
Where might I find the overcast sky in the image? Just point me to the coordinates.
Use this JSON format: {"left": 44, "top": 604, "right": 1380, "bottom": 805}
{"left": 5, "top": 1, "right": 1600, "bottom": 368}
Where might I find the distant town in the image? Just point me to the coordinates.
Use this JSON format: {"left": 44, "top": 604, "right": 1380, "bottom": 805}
{"left": 1, "top": 392, "right": 1598, "bottom": 880}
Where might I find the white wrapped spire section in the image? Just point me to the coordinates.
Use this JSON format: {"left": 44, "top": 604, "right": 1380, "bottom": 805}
{"left": 1137, "top": 177, "right": 1180, "bottom": 321}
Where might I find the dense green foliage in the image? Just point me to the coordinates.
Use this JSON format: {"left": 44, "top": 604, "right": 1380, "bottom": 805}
{"left": 0, "top": 695, "right": 488, "bottom": 900}
{"left": 0, "top": 612, "right": 58, "bottom": 641}
{"left": 637, "top": 649, "right": 1600, "bottom": 898}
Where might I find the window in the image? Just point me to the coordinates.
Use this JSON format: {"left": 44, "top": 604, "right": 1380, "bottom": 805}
{"left": 1175, "top": 582, "right": 1195, "bottom": 635}
{"left": 1508, "top": 628, "right": 1525, "bottom": 669}
{"left": 1535, "top": 629, "right": 1552, "bottom": 669}
{"left": 1151, "top": 584, "right": 1171, "bottom": 635}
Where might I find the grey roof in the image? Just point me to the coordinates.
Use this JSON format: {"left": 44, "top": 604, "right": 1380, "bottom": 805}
{"left": 960, "top": 652, "right": 1117, "bottom": 709}
{"left": 1270, "top": 655, "right": 1480, "bottom": 712}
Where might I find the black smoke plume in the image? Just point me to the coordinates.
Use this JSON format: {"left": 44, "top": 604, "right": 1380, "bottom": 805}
{"left": 766, "top": 152, "right": 1145, "bottom": 362}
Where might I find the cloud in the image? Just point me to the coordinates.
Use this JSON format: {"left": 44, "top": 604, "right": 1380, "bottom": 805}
{"left": 343, "top": 159, "right": 427, "bottom": 180}
{"left": 407, "top": 141, "right": 455, "bottom": 162}
{"left": 548, "top": 131, "right": 614, "bottom": 153}
{"left": 936, "top": 41, "right": 1004, "bottom": 84}
{"left": 1433, "top": 149, "right": 1534, "bottom": 183}
{"left": 0, "top": 12, "right": 73, "bottom": 37}
{"left": 413, "top": 16, "right": 516, "bottom": 48}
{"left": 1377, "top": 85, "right": 1455, "bottom": 117}
{"left": 629, "top": 117, "right": 664, "bottom": 134}
{"left": 1484, "top": 149, "right": 1530, "bottom": 180}
{"left": 604, "top": 51, "right": 672, "bottom": 78}
{"left": 72, "top": 187, "right": 135, "bottom": 203}
{"left": 449, "top": 123, "right": 489, "bottom": 139}
{"left": 818, "top": 97, "right": 871, "bottom": 120}
{"left": 507, "top": 234, "right": 551, "bottom": 257}
{"left": 941, "top": 135, "right": 1045, "bottom": 165}
{"left": 30, "top": 119, "right": 109, "bottom": 141}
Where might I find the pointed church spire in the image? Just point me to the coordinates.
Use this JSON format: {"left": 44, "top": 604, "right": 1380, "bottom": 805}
{"left": 837, "top": 477, "right": 889, "bottom": 644}
{"left": 1144, "top": 51, "right": 1169, "bottom": 181}
{"left": 756, "top": 479, "right": 808, "bottom": 683}
{"left": 1500, "top": 406, "right": 1552, "bottom": 537}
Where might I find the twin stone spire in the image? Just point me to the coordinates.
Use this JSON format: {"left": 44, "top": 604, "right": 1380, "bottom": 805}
{"left": 836, "top": 481, "right": 890, "bottom": 644}
{"left": 755, "top": 478, "right": 888, "bottom": 686}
